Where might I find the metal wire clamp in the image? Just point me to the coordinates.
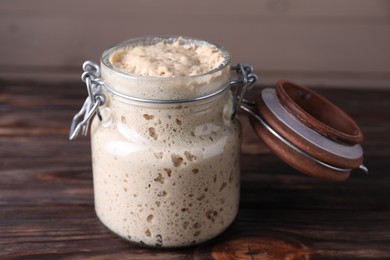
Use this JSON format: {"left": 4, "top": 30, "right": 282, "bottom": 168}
{"left": 69, "top": 61, "right": 106, "bottom": 140}
{"left": 230, "top": 64, "right": 258, "bottom": 117}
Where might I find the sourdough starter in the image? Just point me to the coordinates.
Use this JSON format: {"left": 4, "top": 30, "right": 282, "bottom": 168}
{"left": 91, "top": 36, "right": 240, "bottom": 247}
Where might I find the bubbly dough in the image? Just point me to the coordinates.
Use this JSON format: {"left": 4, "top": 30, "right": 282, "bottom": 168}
{"left": 110, "top": 37, "right": 226, "bottom": 77}
{"left": 93, "top": 37, "right": 239, "bottom": 247}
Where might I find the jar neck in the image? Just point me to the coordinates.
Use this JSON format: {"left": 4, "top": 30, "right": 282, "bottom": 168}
{"left": 101, "top": 91, "right": 235, "bottom": 135}
{"left": 101, "top": 63, "right": 231, "bottom": 102}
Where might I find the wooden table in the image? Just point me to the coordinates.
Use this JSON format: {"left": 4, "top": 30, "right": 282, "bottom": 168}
{"left": 1, "top": 80, "right": 389, "bottom": 259}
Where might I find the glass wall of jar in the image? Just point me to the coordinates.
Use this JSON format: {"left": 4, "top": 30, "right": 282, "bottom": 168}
{"left": 89, "top": 36, "right": 243, "bottom": 247}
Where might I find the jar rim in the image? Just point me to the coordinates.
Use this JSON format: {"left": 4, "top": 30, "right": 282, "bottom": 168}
{"left": 101, "top": 35, "right": 232, "bottom": 81}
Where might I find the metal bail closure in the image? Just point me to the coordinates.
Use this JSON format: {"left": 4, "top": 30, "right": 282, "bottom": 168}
{"left": 69, "top": 61, "right": 106, "bottom": 140}
{"left": 241, "top": 80, "right": 368, "bottom": 181}
{"left": 230, "top": 64, "right": 258, "bottom": 118}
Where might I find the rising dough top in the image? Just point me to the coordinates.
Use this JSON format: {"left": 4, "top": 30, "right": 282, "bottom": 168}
{"left": 110, "top": 37, "right": 226, "bottom": 77}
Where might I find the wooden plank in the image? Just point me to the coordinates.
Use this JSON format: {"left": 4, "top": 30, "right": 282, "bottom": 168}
{"left": 0, "top": 80, "right": 390, "bottom": 258}
{"left": 1, "top": 206, "right": 390, "bottom": 259}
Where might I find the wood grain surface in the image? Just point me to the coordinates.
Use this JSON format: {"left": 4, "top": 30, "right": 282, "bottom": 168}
{"left": 0, "top": 79, "right": 390, "bottom": 259}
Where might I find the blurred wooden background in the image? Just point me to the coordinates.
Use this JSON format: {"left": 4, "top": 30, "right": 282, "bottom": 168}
{"left": 1, "top": 0, "right": 389, "bottom": 88}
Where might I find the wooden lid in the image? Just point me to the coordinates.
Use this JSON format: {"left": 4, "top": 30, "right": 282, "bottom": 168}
{"left": 275, "top": 80, "right": 363, "bottom": 144}
{"left": 247, "top": 80, "right": 364, "bottom": 181}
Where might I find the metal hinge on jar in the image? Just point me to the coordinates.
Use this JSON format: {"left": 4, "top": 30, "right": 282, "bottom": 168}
{"left": 69, "top": 61, "right": 106, "bottom": 140}
{"left": 229, "top": 64, "right": 258, "bottom": 118}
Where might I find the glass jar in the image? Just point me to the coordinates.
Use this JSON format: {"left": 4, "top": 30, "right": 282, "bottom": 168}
{"left": 70, "top": 36, "right": 367, "bottom": 249}
{"left": 70, "top": 36, "right": 256, "bottom": 248}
